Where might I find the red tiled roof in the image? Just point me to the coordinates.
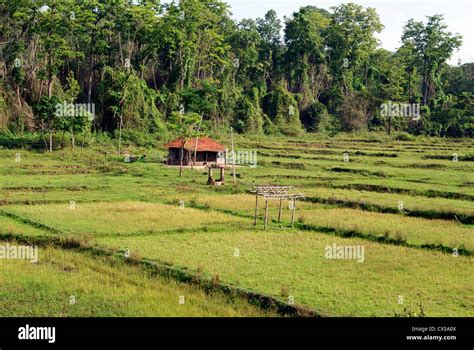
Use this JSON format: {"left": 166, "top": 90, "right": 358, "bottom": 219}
{"left": 164, "top": 137, "right": 226, "bottom": 152}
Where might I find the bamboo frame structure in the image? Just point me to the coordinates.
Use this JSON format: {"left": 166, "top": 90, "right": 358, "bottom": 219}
{"left": 251, "top": 186, "right": 305, "bottom": 230}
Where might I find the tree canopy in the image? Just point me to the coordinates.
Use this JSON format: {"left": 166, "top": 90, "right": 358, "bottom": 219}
{"left": 0, "top": 0, "right": 471, "bottom": 147}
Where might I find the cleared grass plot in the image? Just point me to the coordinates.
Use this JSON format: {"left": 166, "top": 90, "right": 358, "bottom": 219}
{"left": 0, "top": 244, "right": 273, "bottom": 317}
{"left": 93, "top": 229, "right": 474, "bottom": 317}
{"left": 0, "top": 215, "right": 53, "bottom": 237}
{"left": 0, "top": 175, "right": 166, "bottom": 204}
{"left": 303, "top": 187, "right": 474, "bottom": 218}
{"left": 295, "top": 208, "right": 474, "bottom": 252}
{"left": 164, "top": 193, "right": 314, "bottom": 213}
{"left": 4, "top": 202, "right": 248, "bottom": 236}
{"left": 161, "top": 195, "right": 474, "bottom": 252}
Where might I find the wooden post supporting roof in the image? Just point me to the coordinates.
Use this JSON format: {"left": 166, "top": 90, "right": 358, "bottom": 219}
{"left": 207, "top": 167, "right": 213, "bottom": 185}
{"left": 264, "top": 199, "right": 269, "bottom": 231}
{"left": 220, "top": 167, "right": 224, "bottom": 184}
{"left": 291, "top": 197, "right": 296, "bottom": 227}
{"left": 278, "top": 198, "right": 283, "bottom": 223}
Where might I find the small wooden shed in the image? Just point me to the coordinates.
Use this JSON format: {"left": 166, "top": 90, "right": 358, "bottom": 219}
{"left": 164, "top": 137, "right": 227, "bottom": 167}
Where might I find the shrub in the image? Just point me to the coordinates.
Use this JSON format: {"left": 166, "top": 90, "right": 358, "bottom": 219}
{"left": 114, "top": 129, "right": 159, "bottom": 147}
{"left": 0, "top": 132, "right": 44, "bottom": 149}
{"left": 339, "top": 92, "right": 369, "bottom": 132}
{"left": 301, "top": 101, "right": 330, "bottom": 132}
{"left": 393, "top": 132, "right": 415, "bottom": 141}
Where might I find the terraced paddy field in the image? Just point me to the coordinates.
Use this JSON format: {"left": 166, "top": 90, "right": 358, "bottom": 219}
{"left": 0, "top": 133, "right": 472, "bottom": 317}
{"left": 0, "top": 244, "right": 273, "bottom": 317}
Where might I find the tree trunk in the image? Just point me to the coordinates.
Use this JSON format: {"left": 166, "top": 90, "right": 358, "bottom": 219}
{"left": 179, "top": 46, "right": 185, "bottom": 90}
{"left": 47, "top": 53, "right": 53, "bottom": 98}
{"left": 118, "top": 116, "right": 123, "bottom": 155}
{"left": 42, "top": 133, "right": 48, "bottom": 150}
{"left": 49, "top": 129, "right": 53, "bottom": 152}
{"left": 87, "top": 33, "right": 95, "bottom": 105}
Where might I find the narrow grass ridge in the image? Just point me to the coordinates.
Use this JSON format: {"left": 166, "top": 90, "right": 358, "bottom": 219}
{"left": 0, "top": 210, "right": 63, "bottom": 234}
{"left": 325, "top": 183, "right": 474, "bottom": 202}
{"left": 423, "top": 154, "right": 474, "bottom": 161}
{"left": 305, "top": 196, "right": 474, "bottom": 224}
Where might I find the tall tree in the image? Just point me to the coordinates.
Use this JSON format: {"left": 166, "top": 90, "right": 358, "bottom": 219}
{"left": 284, "top": 6, "right": 330, "bottom": 108}
{"left": 401, "top": 15, "right": 462, "bottom": 105}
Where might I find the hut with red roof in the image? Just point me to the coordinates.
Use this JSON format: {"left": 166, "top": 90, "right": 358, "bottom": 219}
{"left": 164, "top": 137, "right": 227, "bottom": 167}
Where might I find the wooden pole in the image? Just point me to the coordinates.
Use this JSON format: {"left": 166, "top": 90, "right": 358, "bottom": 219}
{"left": 192, "top": 115, "right": 203, "bottom": 169}
{"left": 192, "top": 136, "right": 198, "bottom": 169}
{"left": 264, "top": 199, "right": 269, "bottom": 230}
{"left": 278, "top": 198, "right": 282, "bottom": 223}
{"left": 291, "top": 197, "right": 296, "bottom": 227}
{"left": 231, "top": 127, "right": 236, "bottom": 184}
{"left": 253, "top": 192, "right": 258, "bottom": 226}
{"left": 179, "top": 146, "right": 184, "bottom": 177}
{"left": 207, "top": 167, "right": 212, "bottom": 185}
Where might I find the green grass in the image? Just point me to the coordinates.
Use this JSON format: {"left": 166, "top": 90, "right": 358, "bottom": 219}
{"left": 92, "top": 229, "right": 474, "bottom": 317}
{"left": 0, "top": 215, "right": 54, "bottom": 237}
{"left": 0, "top": 132, "right": 473, "bottom": 317}
{"left": 156, "top": 193, "right": 474, "bottom": 253}
{"left": 295, "top": 207, "right": 474, "bottom": 252}
{"left": 303, "top": 187, "right": 474, "bottom": 218}
{"left": 0, "top": 243, "right": 275, "bottom": 317}
{"left": 3, "top": 201, "right": 247, "bottom": 236}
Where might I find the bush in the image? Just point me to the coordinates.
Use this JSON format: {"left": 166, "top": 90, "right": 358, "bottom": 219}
{"left": 301, "top": 101, "right": 336, "bottom": 133}
{"left": 339, "top": 92, "right": 369, "bottom": 132}
{"left": 114, "top": 129, "right": 159, "bottom": 147}
{"left": 393, "top": 132, "right": 415, "bottom": 141}
{"left": 0, "top": 132, "right": 46, "bottom": 149}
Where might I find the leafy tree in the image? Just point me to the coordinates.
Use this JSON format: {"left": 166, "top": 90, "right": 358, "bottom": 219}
{"left": 326, "top": 3, "right": 383, "bottom": 97}
{"left": 257, "top": 10, "right": 283, "bottom": 88}
{"left": 401, "top": 15, "right": 462, "bottom": 105}
{"left": 33, "top": 95, "right": 60, "bottom": 151}
{"left": 284, "top": 6, "right": 330, "bottom": 108}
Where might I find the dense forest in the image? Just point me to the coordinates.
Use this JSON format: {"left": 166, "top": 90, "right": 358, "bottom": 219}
{"left": 0, "top": 0, "right": 472, "bottom": 149}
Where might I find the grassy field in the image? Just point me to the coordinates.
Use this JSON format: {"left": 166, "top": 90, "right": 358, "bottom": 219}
{"left": 93, "top": 230, "right": 473, "bottom": 317}
{"left": 3, "top": 201, "right": 247, "bottom": 235}
{"left": 0, "top": 132, "right": 472, "bottom": 317}
{"left": 0, "top": 243, "right": 274, "bottom": 317}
